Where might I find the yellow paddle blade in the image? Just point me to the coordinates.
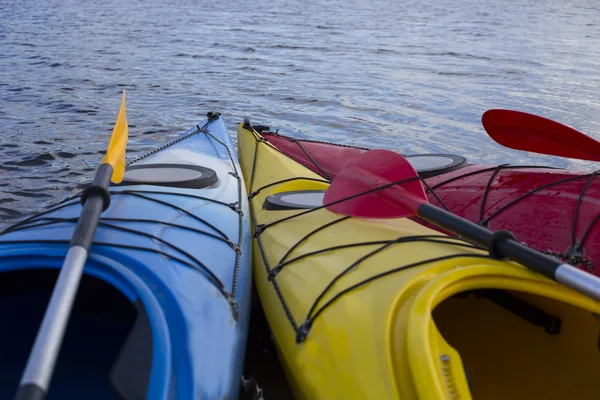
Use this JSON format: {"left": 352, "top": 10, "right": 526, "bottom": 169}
{"left": 102, "top": 91, "right": 129, "bottom": 183}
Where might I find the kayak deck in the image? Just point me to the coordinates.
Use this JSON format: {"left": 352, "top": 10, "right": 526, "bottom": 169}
{"left": 0, "top": 115, "right": 252, "bottom": 399}
{"left": 260, "top": 129, "right": 600, "bottom": 276}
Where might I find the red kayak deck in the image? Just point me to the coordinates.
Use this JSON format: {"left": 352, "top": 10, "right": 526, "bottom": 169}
{"left": 262, "top": 131, "right": 600, "bottom": 276}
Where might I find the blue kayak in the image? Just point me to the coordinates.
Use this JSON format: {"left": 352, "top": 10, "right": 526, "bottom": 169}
{"left": 0, "top": 113, "right": 252, "bottom": 400}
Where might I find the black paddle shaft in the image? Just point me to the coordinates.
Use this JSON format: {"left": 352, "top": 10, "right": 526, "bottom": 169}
{"left": 418, "top": 203, "right": 562, "bottom": 279}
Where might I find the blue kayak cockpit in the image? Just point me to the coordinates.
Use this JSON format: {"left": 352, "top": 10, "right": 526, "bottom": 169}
{"left": 0, "top": 246, "right": 172, "bottom": 400}
{"left": 0, "top": 268, "right": 152, "bottom": 400}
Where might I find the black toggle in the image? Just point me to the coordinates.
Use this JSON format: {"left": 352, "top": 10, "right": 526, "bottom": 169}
{"left": 566, "top": 244, "right": 584, "bottom": 264}
{"left": 268, "top": 265, "right": 282, "bottom": 281}
{"left": 254, "top": 224, "right": 265, "bottom": 236}
{"left": 296, "top": 319, "right": 313, "bottom": 343}
{"left": 206, "top": 112, "right": 221, "bottom": 121}
{"left": 488, "top": 230, "right": 517, "bottom": 259}
{"left": 226, "top": 295, "right": 239, "bottom": 321}
{"left": 252, "top": 125, "right": 270, "bottom": 133}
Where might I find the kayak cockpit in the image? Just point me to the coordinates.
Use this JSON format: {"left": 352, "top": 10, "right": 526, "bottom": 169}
{"left": 0, "top": 269, "right": 152, "bottom": 400}
{"left": 433, "top": 289, "right": 600, "bottom": 399}
{"left": 392, "top": 261, "right": 600, "bottom": 400}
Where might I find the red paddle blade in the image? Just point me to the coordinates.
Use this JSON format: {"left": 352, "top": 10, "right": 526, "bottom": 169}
{"left": 482, "top": 109, "right": 600, "bottom": 162}
{"left": 323, "top": 149, "right": 427, "bottom": 218}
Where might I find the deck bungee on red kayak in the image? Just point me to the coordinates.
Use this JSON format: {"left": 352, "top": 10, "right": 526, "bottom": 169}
{"left": 259, "top": 128, "right": 600, "bottom": 276}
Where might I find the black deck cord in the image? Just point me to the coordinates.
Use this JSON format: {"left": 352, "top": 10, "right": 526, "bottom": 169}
{"left": 3, "top": 216, "right": 233, "bottom": 248}
{"left": 1, "top": 188, "right": 234, "bottom": 238}
{"left": 247, "top": 136, "right": 299, "bottom": 331}
{"left": 0, "top": 239, "right": 235, "bottom": 307}
{"left": 477, "top": 172, "right": 595, "bottom": 226}
{"left": 569, "top": 172, "right": 600, "bottom": 257}
{"left": 248, "top": 177, "right": 329, "bottom": 200}
{"left": 250, "top": 126, "right": 562, "bottom": 342}
{"left": 419, "top": 178, "right": 451, "bottom": 212}
{"left": 249, "top": 129, "right": 600, "bottom": 337}
{"left": 247, "top": 128, "right": 491, "bottom": 339}
{"left": 201, "top": 127, "right": 245, "bottom": 297}
{"left": 252, "top": 173, "right": 422, "bottom": 236}
{"left": 295, "top": 253, "right": 491, "bottom": 343}
{"left": 0, "top": 117, "right": 244, "bottom": 315}
{"left": 426, "top": 164, "right": 561, "bottom": 191}
{"left": 291, "top": 138, "right": 333, "bottom": 181}
{"left": 0, "top": 215, "right": 235, "bottom": 309}
{"left": 271, "top": 132, "right": 370, "bottom": 151}
{"left": 305, "top": 235, "right": 478, "bottom": 322}
{"left": 274, "top": 236, "right": 474, "bottom": 276}
{"left": 478, "top": 164, "right": 510, "bottom": 226}
{"left": 578, "top": 214, "right": 600, "bottom": 253}
{"left": 268, "top": 216, "right": 349, "bottom": 279}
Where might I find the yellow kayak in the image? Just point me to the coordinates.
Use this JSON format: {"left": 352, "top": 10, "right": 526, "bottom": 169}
{"left": 237, "top": 121, "right": 600, "bottom": 400}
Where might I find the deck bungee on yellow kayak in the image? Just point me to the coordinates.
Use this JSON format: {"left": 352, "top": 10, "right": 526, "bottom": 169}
{"left": 238, "top": 120, "right": 600, "bottom": 399}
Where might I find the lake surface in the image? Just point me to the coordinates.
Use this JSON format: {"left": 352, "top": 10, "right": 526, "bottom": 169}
{"left": 1, "top": 0, "right": 599, "bottom": 220}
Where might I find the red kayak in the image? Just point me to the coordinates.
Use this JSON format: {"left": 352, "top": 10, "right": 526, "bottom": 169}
{"left": 260, "top": 128, "right": 600, "bottom": 276}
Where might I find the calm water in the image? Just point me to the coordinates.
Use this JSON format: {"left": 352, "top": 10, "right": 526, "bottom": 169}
{"left": 1, "top": 0, "right": 600, "bottom": 221}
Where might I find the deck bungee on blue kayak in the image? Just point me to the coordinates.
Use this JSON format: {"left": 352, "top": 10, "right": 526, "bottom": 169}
{"left": 0, "top": 113, "right": 252, "bottom": 400}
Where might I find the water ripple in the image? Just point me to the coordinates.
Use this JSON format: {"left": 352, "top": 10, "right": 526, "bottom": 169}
{"left": 0, "top": 0, "right": 599, "bottom": 221}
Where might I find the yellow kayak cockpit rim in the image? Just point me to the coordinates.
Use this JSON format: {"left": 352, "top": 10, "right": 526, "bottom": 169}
{"left": 392, "top": 262, "right": 600, "bottom": 400}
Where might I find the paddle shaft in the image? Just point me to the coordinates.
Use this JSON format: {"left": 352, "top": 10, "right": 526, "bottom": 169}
{"left": 418, "top": 202, "right": 600, "bottom": 301}
{"left": 15, "top": 164, "right": 113, "bottom": 400}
